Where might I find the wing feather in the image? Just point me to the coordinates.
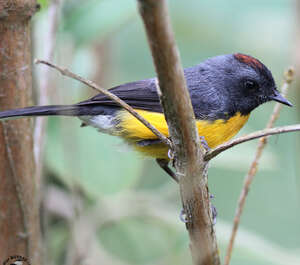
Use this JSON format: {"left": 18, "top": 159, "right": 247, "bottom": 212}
{"left": 77, "top": 78, "right": 163, "bottom": 113}
{"left": 76, "top": 65, "right": 226, "bottom": 121}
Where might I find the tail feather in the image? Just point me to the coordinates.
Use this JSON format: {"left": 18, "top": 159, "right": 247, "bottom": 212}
{"left": 0, "top": 105, "right": 80, "bottom": 120}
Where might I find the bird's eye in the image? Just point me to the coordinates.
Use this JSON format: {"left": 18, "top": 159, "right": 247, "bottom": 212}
{"left": 244, "top": 80, "right": 259, "bottom": 91}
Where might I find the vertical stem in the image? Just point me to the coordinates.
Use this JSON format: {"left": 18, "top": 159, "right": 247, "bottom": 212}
{"left": 224, "top": 69, "right": 294, "bottom": 265}
{"left": 34, "top": 0, "right": 62, "bottom": 181}
{"left": 137, "top": 1, "right": 220, "bottom": 264}
{"left": 0, "top": 1, "right": 42, "bottom": 264}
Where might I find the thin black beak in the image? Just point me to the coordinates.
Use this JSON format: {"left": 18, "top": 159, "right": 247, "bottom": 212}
{"left": 269, "top": 90, "right": 293, "bottom": 107}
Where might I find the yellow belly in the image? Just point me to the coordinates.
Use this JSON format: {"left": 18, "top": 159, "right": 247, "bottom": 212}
{"left": 117, "top": 109, "right": 249, "bottom": 159}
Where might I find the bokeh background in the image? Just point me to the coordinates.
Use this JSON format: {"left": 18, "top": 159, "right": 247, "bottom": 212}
{"left": 33, "top": 0, "right": 300, "bottom": 264}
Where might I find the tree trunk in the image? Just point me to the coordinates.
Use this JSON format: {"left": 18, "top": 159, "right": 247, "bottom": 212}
{"left": 0, "top": 1, "right": 42, "bottom": 264}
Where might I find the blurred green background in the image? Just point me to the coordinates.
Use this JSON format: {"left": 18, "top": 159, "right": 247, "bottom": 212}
{"left": 33, "top": 0, "right": 300, "bottom": 264}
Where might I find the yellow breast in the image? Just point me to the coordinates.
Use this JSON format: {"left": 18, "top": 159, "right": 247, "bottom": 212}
{"left": 117, "top": 109, "right": 249, "bottom": 158}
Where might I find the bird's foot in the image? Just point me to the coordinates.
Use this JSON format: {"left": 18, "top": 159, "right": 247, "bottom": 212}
{"left": 200, "top": 136, "right": 210, "bottom": 151}
{"left": 168, "top": 146, "right": 178, "bottom": 168}
{"left": 168, "top": 148, "right": 175, "bottom": 161}
{"left": 156, "top": 158, "right": 178, "bottom": 183}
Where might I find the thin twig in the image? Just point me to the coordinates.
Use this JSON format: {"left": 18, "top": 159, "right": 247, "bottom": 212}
{"left": 223, "top": 68, "right": 294, "bottom": 265}
{"left": 138, "top": 1, "right": 219, "bottom": 265}
{"left": 34, "top": 59, "right": 171, "bottom": 146}
{"left": 205, "top": 123, "right": 299, "bottom": 161}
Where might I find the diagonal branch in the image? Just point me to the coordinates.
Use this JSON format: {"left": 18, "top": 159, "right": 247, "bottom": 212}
{"left": 34, "top": 59, "right": 171, "bottom": 146}
{"left": 204, "top": 124, "right": 299, "bottom": 161}
{"left": 223, "top": 68, "right": 294, "bottom": 265}
{"left": 137, "top": 1, "right": 219, "bottom": 265}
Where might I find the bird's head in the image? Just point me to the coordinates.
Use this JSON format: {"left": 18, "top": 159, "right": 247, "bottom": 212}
{"left": 203, "top": 53, "right": 292, "bottom": 116}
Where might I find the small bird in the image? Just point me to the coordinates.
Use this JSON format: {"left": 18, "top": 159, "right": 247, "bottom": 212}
{"left": 0, "top": 54, "right": 292, "bottom": 178}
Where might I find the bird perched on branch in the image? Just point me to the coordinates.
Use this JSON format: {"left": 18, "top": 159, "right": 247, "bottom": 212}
{"left": 0, "top": 54, "right": 292, "bottom": 179}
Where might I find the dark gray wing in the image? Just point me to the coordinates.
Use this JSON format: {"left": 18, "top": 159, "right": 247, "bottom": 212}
{"left": 77, "top": 78, "right": 163, "bottom": 113}
{"left": 76, "top": 65, "right": 226, "bottom": 120}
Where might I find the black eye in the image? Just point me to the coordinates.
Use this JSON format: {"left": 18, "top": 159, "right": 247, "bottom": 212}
{"left": 244, "top": 80, "right": 259, "bottom": 91}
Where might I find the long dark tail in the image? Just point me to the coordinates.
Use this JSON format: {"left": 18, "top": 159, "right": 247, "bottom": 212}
{"left": 0, "top": 105, "right": 83, "bottom": 120}
{"left": 0, "top": 104, "right": 120, "bottom": 120}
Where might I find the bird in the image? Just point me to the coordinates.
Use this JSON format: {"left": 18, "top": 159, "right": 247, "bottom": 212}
{"left": 0, "top": 53, "right": 292, "bottom": 180}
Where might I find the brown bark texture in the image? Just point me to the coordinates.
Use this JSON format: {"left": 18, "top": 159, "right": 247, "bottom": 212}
{"left": 137, "top": 1, "right": 220, "bottom": 265}
{"left": 0, "top": 1, "right": 41, "bottom": 264}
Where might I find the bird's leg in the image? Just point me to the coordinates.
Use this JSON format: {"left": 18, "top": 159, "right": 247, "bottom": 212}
{"left": 156, "top": 158, "right": 178, "bottom": 183}
{"left": 199, "top": 136, "right": 210, "bottom": 151}
{"left": 137, "top": 139, "right": 178, "bottom": 182}
{"left": 158, "top": 145, "right": 217, "bottom": 224}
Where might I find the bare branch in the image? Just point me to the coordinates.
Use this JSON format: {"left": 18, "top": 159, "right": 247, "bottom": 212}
{"left": 137, "top": 1, "right": 219, "bottom": 265}
{"left": 205, "top": 124, "right": 299, "bottom": 160}
{"left": 223, "top": 68, "right": 294, "bottom": 265}
{"left": 35, "top": 59, "right": 171, "bottom": 146}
